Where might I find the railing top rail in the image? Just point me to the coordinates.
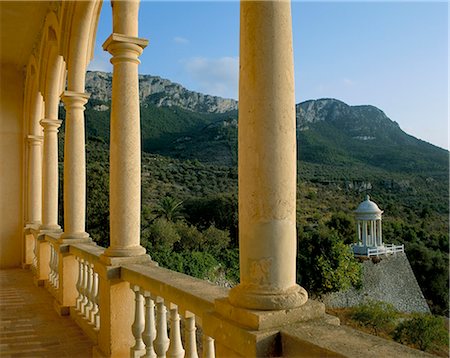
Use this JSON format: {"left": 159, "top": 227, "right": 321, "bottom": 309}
{"left": 70, "top": 243, "right": 105, "bottom": 264}
{"left": 122, "top": 263, "right": 229, "bottom": 325}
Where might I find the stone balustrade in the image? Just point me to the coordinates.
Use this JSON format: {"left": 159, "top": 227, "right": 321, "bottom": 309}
{"left": 69, "top": 243, "right": 105, "bottom": 344}
{"left": 48, "top": 239, "right": 59, "bottom": 291}
{"left": 24, "top": 234, "right": 432, "bottom": 358}
{"left": 122, "top": 263, "right": 228, "bottom": 358}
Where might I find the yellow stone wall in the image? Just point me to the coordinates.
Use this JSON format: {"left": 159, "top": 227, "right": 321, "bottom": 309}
{"left": 0, "top": 64, "right": 25, "bottom": 268}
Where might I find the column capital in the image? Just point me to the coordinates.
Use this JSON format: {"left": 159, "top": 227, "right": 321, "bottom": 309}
{"left": 27, "top": 135, "right": 43, "bottom": 145}
{"left": 61, "top": 91, "right": 90, "bottom": 109}
{"left": 102, "top": 33, "right": 148, "bottom": 64}
{"left": 40, "top": 119, "right": 62, "bottom": 132}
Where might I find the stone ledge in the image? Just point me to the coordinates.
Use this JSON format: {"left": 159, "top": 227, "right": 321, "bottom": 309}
{"left": 281, "top": 320, "right": 433, "bottom": 357}
{"left": 215, "top": 298, "right": 327, "bottom": 330}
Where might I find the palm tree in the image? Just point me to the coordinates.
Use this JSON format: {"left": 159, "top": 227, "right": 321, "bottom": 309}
{"left": 153, "top": 197, "right": 184, "bottom": 222}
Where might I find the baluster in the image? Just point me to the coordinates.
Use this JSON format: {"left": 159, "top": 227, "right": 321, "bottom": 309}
{"left": 48, "top": 245, "right": 55, "bottom": 286}
{"left": 167, "top": 304, "right": 184, "bottom": 358}
{"left": 54, "top": 249, "right": 59, "bottom": 289}
{"left": 142, "top": 291, "right": 156, "bottom": 358}
{"left": 80, "top": 260, "right": 89, "bottom": 314}
{"left": 184, "top": 312, "right": 198, "bottom": 358}
{"left": 202, "top": 336, "right": 215, "bottom": 358}
{"left": 84, "top": 263, "right": 93, "bottom": 319}
{"left": 89, "top": 270, "right": 99, "bottom": 326}
{"left": 93, "top": 271, "right": 100, "bottom": 329}
{"left": 154, "top": 298, "right": 170, "bottom": 358}
{"left": 131, "top": 285, "right": 145, "bottom": 357}
{"left": 32, "top": 238, "right": 37, "bottom": 272}
{"left": 76, "top": 258, "right": 84, "bottom": 311}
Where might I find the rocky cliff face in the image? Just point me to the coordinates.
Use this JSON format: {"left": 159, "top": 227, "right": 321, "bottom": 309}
{"left": 85, "top": 71, "right": 238, "bottom": 114}
{"left": 321, "top": 253, "right": 430, "bottom": 314}
{"left": 296, "top": 98, "right": 404, "bottom": 143}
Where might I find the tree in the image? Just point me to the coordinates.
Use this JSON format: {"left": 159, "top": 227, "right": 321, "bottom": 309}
{"left": 393, "top": 314, "right": 448, "bottom": 351}
{"left": 297, "top": 226, "right": 361, "bottom": 296}
{"left": 153, "top": 196, "right": 184, "bottom": 222}
{"left": 326, "top": 211, "right": 355, "bottom": 244}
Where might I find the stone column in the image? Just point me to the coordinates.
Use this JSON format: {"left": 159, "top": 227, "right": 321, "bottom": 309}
{"left": 60, "top": 92, "right": 90, "bottom": 240}
{"left": 228, "top": 0, "right": 307, "bottom": 310}
{"left": 378, "top": 219, "right": 383, "bottom": 245}
{"left": 40, "top": 119, "right": 62, "bottom": 232}
{"left": 102, "top": 0, "right": 148, "bottom": 258}
{"left": 26, "top": 135, "right": 43, "bottom": 225}
{"left": 362, "top": 221, "right": 367, "bottom": 246}
{"left": 357, "top": 221, "right": 361, "bottom": 244}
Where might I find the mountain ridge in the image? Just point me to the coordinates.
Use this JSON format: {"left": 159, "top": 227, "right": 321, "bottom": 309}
{"left": 83, "top": 71, "right": 448, "bottom": 174}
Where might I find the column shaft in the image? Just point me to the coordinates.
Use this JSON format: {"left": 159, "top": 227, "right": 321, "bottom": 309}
{"left": 378, "top": 219, "right": 383, "bottom": 245}
{"left": 40, "top": 119, "right": 62, "bottom": 231}
{"left": 362, "top": 222, "right": 367, "bottom": 246}
{"left": 229, "top": 0, "right": 307, "bottom": 310}
{"left": 61, "top": 92, "right": 90, "bottom": 239}
{"left": 27, "top": 136, "right": 43, "bottom": 225}
{"left": 103, "top": 0, "right": 148, "bottom": 257}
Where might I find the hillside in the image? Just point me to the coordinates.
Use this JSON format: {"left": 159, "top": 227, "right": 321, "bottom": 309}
{"left": 69, "top": 71, "right": 449, "bottom": 315}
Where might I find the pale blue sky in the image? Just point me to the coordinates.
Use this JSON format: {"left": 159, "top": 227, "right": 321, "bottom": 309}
{"left": 89, "top": 1, "right": 449, "bottom": 150}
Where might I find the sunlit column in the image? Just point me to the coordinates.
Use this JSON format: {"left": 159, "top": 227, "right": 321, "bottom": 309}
{"left": 26, "top": 135, "right": 43, "bottom": 225}
{"left": 40, "top": 118, "right": 62, "bottom": 231}
{"left": 61, "top": 92, "right": 90, "bottom": 239}
{"left": 40, "top": 54, "right": 63, "bottom": 232}
{"left": 103, "top": 0, "right": 148, "bottom": 257}
{"left": 229, "top": 0, "right": 307, "bottom": 310}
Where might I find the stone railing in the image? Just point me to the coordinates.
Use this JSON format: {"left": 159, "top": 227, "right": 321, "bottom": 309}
{"left": 45, "top": 235, "right": 60, "bottom": 298}
{"left": 69, "top": 243, "right": 105, "bottom": 344}
{"left": 25, "top": 234, "right": 431, "bottom": 357}
{"left": 122, "top": 263, "right": 228, "bottom": 358}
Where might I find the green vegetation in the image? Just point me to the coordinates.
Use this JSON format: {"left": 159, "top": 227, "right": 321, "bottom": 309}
{"left": 297, "top": 226, "right": 362, "bottom": 295}
{"left": 393, "top": 314, "right": 448, "bottom": 351}
{"left": 57, "top": 95, "right": 448, "bottom": 316}
{"left": 350, "top": 301, "right": 399, "bottom": 334}
{"left": 330, "top": 303, "right": 449, "bottom": 356}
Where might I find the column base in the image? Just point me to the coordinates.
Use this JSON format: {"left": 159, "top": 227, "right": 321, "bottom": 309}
{"left": 203, "top": 299, "right": 328, "bottom": 357}
{"left": 99, "top": 250, "right": 152, "bottom": 266}
{"left": 39, "top": 224, "right": 62, "bottom": 233}
{"left": 59, "top": 231, "right": 91, "bottom": 241}
{"left": 228, "top": 283, "right": 308, "bottom": 311}
{"left": 102, "top": 245, "right": 147, "bottom": 258}
{"left": 25, "top": 221, "right": 41, "bottom": 228}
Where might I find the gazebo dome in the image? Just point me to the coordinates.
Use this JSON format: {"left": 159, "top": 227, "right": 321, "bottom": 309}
{"left": 355, "top": 195, "right": 383, "bottom": 215}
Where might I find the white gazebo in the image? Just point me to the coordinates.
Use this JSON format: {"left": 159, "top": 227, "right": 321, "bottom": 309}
{"left": 352, "top": 195, "right": 404, "bottom": 256}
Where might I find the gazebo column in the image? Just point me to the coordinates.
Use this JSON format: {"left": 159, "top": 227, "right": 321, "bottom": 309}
{"left": 228, "top": 0, "right": 307, "bottom": 311}
{"left": 362, "top": 221, "right": 367, "bottom": 246}
{"left": 378, "top": 219, "right": 383, "bottom": 246}
{"left": 357, "top": 221, "right": 361, "bottom": 244}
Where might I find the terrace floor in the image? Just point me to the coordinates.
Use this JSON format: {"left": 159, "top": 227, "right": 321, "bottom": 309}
{"left": 0, "top": 268, "right": 93, "bottom": 357}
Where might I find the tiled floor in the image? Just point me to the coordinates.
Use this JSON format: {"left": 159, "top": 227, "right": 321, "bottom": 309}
{"left": 0, "top": 269, "right": 93, "bottom": 357}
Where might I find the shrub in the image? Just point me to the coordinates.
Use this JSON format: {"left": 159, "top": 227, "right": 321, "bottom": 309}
{"left": 182, "top": 251, "right": 219, "bottom": 280}
{"left": 350, "top": 301, "right": 399, "bottom": 334}
{"left": 393, "top": 314, "right": 448, "bottom": 351}
{"left": 297, "top": 227, "right": 362, "bottom": 295}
